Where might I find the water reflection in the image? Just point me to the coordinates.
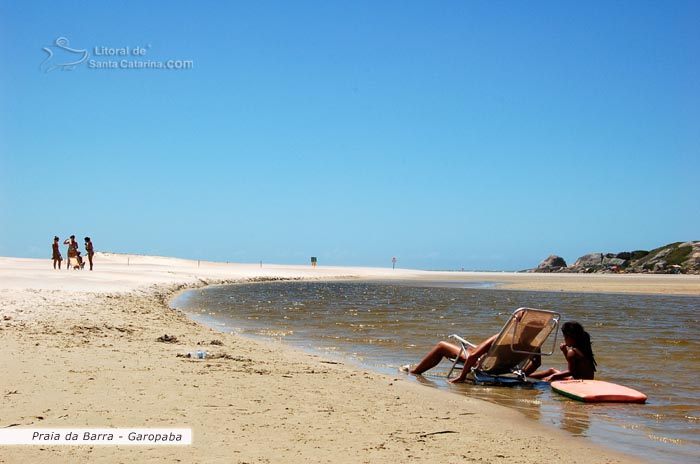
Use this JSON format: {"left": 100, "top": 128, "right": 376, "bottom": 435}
{"left": 557, "top": 401, "right": 592, "bottom": 437}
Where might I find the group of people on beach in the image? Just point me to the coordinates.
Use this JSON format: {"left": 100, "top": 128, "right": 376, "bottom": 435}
{"left": 52, "top": 235, "right": 95, "bottom": 271}
{"left": 406, "top": 319, "right": 597, "bottom": 383}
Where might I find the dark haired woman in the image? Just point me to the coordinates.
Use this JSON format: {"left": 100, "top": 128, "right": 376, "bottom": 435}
{"left": 52, "top": 236, "right": 63, "bottom": 270}
{"left": 84, "top": 237, "right": 94, "bottom": 270}
{"left": 63, "top": 235, "right": 84, "bottom": 269}
{"left": 530, "top": 321, "right": 597, "bottom": 381}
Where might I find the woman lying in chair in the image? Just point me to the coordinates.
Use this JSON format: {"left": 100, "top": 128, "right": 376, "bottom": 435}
{"left": 401, "top": 333, "right": 542, "bottom": 383}
{"left": 402, "top": 319, "right": 595, "bottom": 383}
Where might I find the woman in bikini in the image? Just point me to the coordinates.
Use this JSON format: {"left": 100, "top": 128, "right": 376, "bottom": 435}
{"left": 529, "top": 321, "right": 597, "bottom": 381}
{"left": 84, "top": 237, "right": 95, "bottom": 270}
{"left": 52, "top": 236, "right": 63, "bottom": 269}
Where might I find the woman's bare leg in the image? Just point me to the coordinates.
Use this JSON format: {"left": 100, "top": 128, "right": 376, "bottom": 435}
{"left": 529, "top": 367, "right": 558, "bottom": 379}
{"left": 410, "top": 341, "right": 466, "bottom": 375}
{"left": 448, "top": 334, "right": 499, "bottom": 382}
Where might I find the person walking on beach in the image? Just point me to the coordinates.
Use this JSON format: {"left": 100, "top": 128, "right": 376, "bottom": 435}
{"left": 529, "top": 321, "right": 597, "bottom": 381}
{"left": 52, "top": 236, "right": 63, "bottom": 269}
{"left": 84, "top": 237, "right": 95, "bottom": 270}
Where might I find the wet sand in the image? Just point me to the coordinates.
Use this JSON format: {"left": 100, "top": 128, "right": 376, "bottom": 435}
{"left": 3, "top": 253, "right": 690, "bottom": 462}
{"left": 465, "top": 271, "right": 700, "bottom": 295}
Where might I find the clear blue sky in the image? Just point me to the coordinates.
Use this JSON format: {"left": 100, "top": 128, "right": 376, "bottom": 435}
{"left": 1, "top": 1, "right": 698, "bottom": 270}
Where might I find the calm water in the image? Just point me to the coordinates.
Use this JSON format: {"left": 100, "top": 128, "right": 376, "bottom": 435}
{"left": 172, "top": 280, "right": 700, "bottom": 463}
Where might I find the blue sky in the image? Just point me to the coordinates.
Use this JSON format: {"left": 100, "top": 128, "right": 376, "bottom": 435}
{"left": 1, "top": 1, "right": 698, "bottom": 271}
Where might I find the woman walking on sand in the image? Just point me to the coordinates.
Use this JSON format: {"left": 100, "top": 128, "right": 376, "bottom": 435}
{"left": 52, "top": 236, "right": 63, "bottom": 270}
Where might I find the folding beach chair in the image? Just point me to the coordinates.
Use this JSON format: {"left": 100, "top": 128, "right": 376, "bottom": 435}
{"left": 68, "top": 256, "right": 81, "bottom": 270}
{"left": 447, "top": 307, "right": 560, "bottom": 386}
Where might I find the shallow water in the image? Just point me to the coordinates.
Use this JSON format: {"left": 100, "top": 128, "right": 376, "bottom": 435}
{"left": 172, "top": 280, "right": 700, "bottom": 463}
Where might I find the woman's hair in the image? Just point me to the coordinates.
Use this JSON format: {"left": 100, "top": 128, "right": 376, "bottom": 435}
{"left": 561, "top": 321, "right": 597, "bottom": 370}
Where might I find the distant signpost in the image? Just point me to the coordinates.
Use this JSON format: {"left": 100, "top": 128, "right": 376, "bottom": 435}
{"left": 392, "top": 257, "right": 397, "bottom": 269}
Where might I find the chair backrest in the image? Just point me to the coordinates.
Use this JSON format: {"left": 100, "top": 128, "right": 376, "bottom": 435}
{"left": 477, "top": 307, "right": 560, "bottom": 375}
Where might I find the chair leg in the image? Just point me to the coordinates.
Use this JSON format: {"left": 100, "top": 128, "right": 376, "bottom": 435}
{"left": 447, "top": 344, "right": 466, "bottom": 378}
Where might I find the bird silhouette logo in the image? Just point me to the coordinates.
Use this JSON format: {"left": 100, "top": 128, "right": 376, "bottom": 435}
{"left": 40, "top": 37, "right": 89, "bottom": 73}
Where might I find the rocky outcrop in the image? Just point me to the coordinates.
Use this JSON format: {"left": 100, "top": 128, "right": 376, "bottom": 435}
{"left": 624, "top": 241, "right": 700, "bottom": 274}
{"left": 532, "top": 241, "right": 700, "bottom": 274}
{"left": 568, "top": 252, "right": 632, "bottom": 273}
{"left": 535, "top": 255, "right": 567, "bottom": 273}
{"left": 572, "top": 253, "right": 603, "bottom": 270}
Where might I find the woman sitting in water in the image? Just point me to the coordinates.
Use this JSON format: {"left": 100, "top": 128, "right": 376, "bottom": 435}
{"left": 530, "top": 321, "right": 597, "bottom": 381}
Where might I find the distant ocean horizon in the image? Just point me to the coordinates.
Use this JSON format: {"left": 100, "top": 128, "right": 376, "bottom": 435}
{"left": 172, "top": 280, "right": 700, "bottom": 464}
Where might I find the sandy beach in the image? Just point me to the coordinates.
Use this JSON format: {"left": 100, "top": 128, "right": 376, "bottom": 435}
{"left": 3, "top": 254, "right": 696, "bottom": 463}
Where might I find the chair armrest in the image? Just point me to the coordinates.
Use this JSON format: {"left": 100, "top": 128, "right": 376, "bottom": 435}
{"left": 449, "top": 334, "right": 477, "bottom": 349}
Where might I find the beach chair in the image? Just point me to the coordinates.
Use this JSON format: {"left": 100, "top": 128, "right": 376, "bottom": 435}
{"left": 447, "top": 307, "right": 560, "bottom": 386}
{"left": 68, "top": 256, "right": 81, "bottom": 269}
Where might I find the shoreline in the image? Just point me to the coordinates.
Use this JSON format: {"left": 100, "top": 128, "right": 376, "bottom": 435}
{"left": 0, "top": 254, "right": 677, "bottom": 462}
{"left": 2, "top": 252, "right": 699, "bottom": 298}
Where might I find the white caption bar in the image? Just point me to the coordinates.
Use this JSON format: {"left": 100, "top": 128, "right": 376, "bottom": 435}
{"left": 0, "top": 428, "right": 192, "bottom": 445}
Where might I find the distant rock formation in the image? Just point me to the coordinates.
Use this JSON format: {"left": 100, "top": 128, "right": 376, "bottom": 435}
{"left": 532, "top": 241, "right": 700, "bottom": 274}
{"left": 572, "top": 253, "right": 603, "bottom": 269}
{"left": 535, "top": 255, "right": 567, "bottom": 273}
